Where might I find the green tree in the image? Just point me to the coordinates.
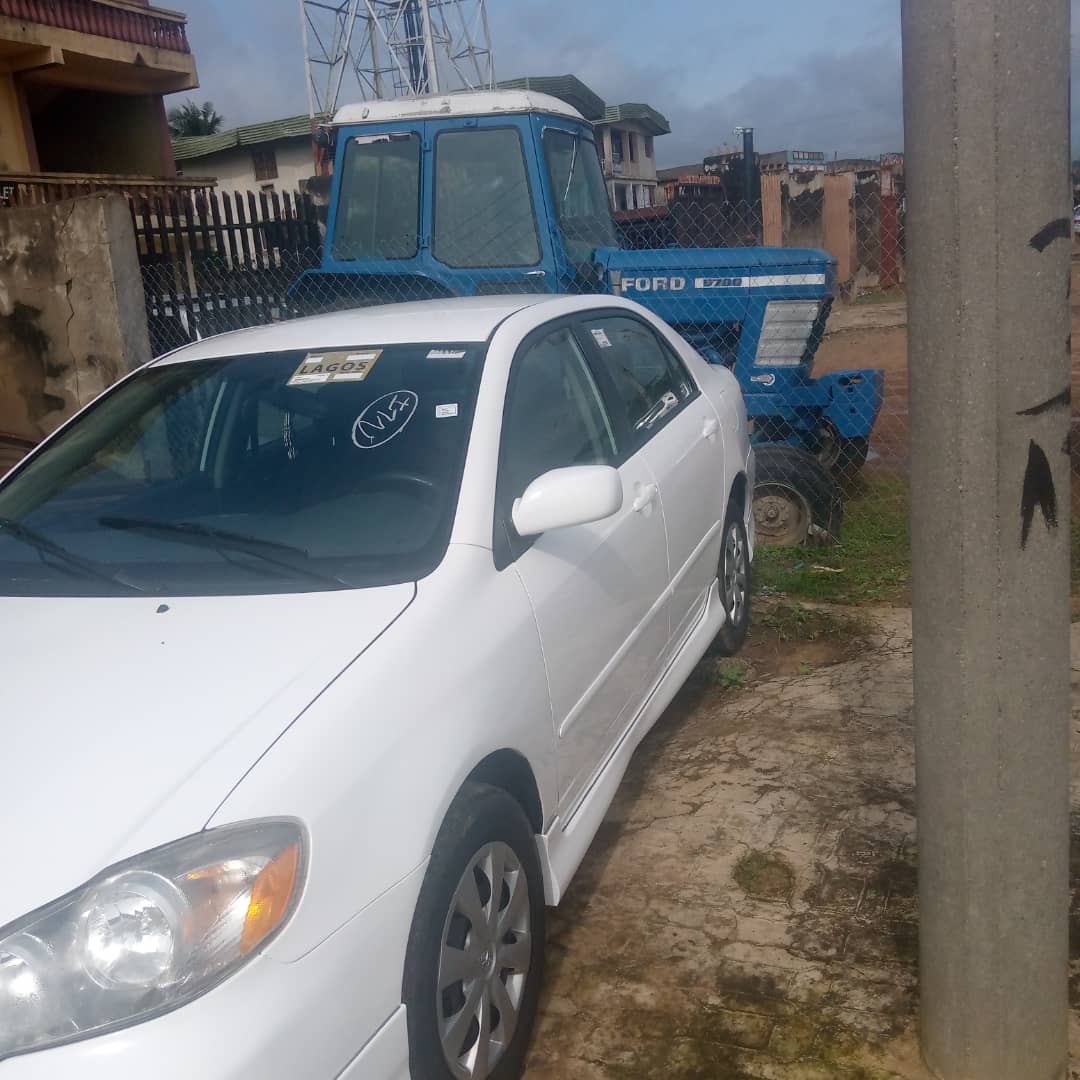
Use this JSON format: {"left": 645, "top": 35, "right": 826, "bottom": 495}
{"left": 168, "top": 100, "right": 225, "bottom": 138}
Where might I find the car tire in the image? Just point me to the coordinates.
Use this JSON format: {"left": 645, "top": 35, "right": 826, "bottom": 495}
{"left": 714, "top": 506, "right": 751, "bottom": 656}
{"left": 403, "top": 781, "right": 546, "bottom": 1080}
{"left": 752, "top": 443, "right": 843, "bottom": 546}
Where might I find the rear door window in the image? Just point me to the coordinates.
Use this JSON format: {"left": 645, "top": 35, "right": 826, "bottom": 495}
{"left": 434, "top": 128, "right": 541, "bottom": 268}
{"left": 333, "top": 132, "right": 421, "bottom": 260}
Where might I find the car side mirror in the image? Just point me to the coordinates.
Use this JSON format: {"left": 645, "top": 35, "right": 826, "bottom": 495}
{"left": 511, "top": 465, "right": 622, "bottom": 538}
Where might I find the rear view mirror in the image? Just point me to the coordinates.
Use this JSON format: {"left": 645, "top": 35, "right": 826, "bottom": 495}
{"left": 511, "top": 466, "right": 622, "bottom": 538}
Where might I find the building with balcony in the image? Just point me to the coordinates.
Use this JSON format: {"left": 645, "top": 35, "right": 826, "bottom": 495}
{"left": 594, "top": 103, "right": 670, "bottom": 211}
{"left": 0, "top": 0, "right": 199, "bottom": 184}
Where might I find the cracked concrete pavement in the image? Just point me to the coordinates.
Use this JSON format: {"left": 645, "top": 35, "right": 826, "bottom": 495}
{"left": 521, "top": 609, "right": 1080, "bottom": 1079}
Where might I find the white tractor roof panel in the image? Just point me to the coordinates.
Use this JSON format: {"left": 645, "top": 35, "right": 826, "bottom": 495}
{"left": 332, "top": 89, "right": 585, "bottom": 126}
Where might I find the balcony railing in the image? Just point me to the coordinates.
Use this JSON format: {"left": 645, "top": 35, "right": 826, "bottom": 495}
{"left": 0, "top": 0, "right": 191, "bottom": 54}
{"left": 0, "top": 171, "right": 214, "bottom": 208}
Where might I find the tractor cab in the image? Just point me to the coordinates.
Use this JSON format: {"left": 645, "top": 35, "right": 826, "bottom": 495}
{"left": 306, "top": 89, "right": 615, "bottom": 301}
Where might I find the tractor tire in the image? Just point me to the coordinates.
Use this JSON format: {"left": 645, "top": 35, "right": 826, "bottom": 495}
{"left": 817, "top": 429, "right": 869, "bottom": 479}
{"left": 752, "top": 444, "right": 842, "bottom": 546}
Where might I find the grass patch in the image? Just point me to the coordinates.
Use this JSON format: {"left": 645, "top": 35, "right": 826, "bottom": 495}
{"left": 756, "top": 599, "right": 875, "bottom": 643}
{"left": 733, "top": 850, "right": 795, "bottom": 900}
{"left": 755, "top": 474, "right": 910, "bottom": 604}
{"left": 853, "top": 284, "right": 907, "bottom": 306}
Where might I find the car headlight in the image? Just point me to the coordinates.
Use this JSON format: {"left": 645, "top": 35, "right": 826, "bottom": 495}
{"left": 0, "top": 819, "right": 304, "bottom": 1060}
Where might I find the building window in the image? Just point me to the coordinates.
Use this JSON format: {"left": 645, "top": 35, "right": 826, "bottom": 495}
{"left": 628, "top": 133, "right": 636, "bottom": 163}
{"left": 644, "top": 135, "right": 654, "bottom": 159}
{"left": 611, "top": 130, "right": 623, "bottom": 164}
{"left": 252, "top": 149, "right": 278, "bottom": 182}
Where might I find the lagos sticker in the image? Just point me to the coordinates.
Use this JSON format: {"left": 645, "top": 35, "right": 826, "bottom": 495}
{"left": 287, "top": 349, "right": 382, "bottom": 386}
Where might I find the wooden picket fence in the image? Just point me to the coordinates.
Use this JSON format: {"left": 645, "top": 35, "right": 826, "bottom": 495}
{"left": 130, "top": 188, "right": 324, "bottom": 356}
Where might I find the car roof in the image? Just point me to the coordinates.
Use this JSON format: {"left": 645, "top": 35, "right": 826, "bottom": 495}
{"left": 153, "top": 295, "right": 565, "bottom": 364}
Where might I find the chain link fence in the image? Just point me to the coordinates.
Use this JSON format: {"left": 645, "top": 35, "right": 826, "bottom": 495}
{"left": 133, "top": 179, "right": 922, "bottom": 587}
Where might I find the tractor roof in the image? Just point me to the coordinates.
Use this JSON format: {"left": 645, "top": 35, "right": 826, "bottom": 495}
{"left": 331, "top": 89, "right": 586, "bottom": 126}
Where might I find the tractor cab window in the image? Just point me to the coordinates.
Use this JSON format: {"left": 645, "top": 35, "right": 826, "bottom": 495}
{"left": 433, "top": 127, "right": 541, "bottom": 268}
{"left": 333, "top": 132, "right": 421, "bottom": 261}
{"left": 542, "top": 128, "right": 617, "bottom": 266}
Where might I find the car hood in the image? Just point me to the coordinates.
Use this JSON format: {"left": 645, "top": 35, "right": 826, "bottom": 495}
{"left": 0, "top": 584, "right": 414, "bottom": 929}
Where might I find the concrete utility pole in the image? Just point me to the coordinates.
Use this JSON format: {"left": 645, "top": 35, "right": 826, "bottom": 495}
{"left": 902, "top": 2, "right": 1071, "bottom": 1077}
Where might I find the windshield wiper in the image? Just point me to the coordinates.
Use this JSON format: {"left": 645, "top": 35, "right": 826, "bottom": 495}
{"left": 563, "top": 137, "right": 579, "bottom": 204}
{"left": 98, "top": 516, "right": 350, "bottom": 588}
{"left": 0, "top": 515, "right": 148, "bottom": 593}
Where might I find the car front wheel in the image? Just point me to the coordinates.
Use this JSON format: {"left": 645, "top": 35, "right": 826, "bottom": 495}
{"left": 404, "top": 781, "right": 546, "bottom": 1080}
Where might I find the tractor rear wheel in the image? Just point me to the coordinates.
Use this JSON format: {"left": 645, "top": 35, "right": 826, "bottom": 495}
{"left": 753, "top": 444, "right": 842, "bottom": 546}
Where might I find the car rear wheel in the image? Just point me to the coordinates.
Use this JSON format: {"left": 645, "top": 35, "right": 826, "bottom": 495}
{"left": 404, "top": 782, "right": 546, "bottom": 1080}
{"left": 714, "top": 507, "right": 751, "bottom": 656}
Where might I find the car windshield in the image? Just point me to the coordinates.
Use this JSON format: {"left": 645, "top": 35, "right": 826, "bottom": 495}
{"left": 0, "top": 343, "right": 484, "bottom": 596}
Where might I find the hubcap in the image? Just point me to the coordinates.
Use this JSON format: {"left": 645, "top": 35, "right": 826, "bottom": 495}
{"left": 723, "top": 523, "right": 749, "bottom": 625}
{"left": 437, "top": 842, "right": 532, "bottom": 1079}
{"left": 752, "top": 484, "right": 811, "bottom": 546}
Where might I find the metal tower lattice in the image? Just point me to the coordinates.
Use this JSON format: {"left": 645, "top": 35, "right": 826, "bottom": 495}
{"left": 300, "top": 0, "right": 496, "bottom": 118}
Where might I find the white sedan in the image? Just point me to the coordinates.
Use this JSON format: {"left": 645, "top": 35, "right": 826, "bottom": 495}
{"left": 0, "top": 294, "right": 753, "bottom": 1079}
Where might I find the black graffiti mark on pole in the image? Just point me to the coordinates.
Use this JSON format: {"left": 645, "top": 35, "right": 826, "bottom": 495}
{"left": 1029, "top": 218, "right": 1072, "bottom": 253}
{"left": 1016, "top": 385, "right": 1071, "bottom": 417}
{"left": 1020, "top": 440, "right": 1057, "bottom": 549}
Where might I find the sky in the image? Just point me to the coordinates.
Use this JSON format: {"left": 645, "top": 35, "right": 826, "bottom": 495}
{"left": 175, "top": 0, "right": 1080, "bottom": 168}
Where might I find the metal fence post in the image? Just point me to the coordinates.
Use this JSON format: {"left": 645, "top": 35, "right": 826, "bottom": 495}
{"left": 902, "top": 1, "right": 1071, "bottom": 1076}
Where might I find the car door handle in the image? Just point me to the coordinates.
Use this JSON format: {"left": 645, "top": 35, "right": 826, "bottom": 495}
{"left": 702, "top": 416, "right": 719, "bottom": 441}
{"left": 632, "top": 483, "right": 658, "bottom": 513}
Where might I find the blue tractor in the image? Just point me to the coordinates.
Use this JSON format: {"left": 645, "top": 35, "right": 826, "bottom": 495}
{"left": 293, "top": 89, "right": 884, "bottom": 544}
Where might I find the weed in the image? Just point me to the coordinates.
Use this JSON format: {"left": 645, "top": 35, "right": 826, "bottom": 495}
{"left": 798, "top": 661, "right": 814, "bottom": 675}
{"left": 717, "top": 661, "right": 746, "bottom": 690}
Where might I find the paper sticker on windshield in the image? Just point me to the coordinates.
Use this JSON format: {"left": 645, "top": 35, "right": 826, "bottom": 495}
{"left": 352, "top": 390, "right": 419, "bottom": 449}
{"left": 427, "top": 348, "right": 467, "bottom": 360}
{"left": 287, "top": 349, "right": 382, "bottom": 386}
{"left": 590, "top": 328, "right": 613, "bottom": 349}
{"left": 435, "top": 403, "right": 459, "bottom": 418}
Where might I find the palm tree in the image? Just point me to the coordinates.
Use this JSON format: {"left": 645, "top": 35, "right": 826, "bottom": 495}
{"left": 168, "top": 100, "right": 225, "bottom": 138}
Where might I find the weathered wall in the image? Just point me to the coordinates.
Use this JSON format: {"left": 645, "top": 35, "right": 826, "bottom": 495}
{"left": 180, "top": 138, "right": 316, "bottom": 197}
{"left": 0, "top": 193, "right": 150, "bottom": 473}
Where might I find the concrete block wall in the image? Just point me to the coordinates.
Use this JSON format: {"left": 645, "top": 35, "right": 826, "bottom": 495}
{"left": 0, "top": 193, "right": 149, "bottom": 473}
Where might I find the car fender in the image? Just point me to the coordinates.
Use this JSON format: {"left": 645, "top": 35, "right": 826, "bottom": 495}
{"left": 207, "top": 543, "right": 555, "bottom": 962}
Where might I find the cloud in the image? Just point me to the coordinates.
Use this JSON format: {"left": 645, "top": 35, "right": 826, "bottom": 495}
{"left": 178, "top": 0, "right": 1079, "bottom": 163}
{"left": 657, "top": 43, "right": 905, "bottom": 165}
{"left": 488, "top": 7, "right": 904, "bottom": 164}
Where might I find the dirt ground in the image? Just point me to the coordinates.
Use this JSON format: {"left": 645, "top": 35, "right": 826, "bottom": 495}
{"left": 521, "top": 609, "right": 1080, "bottom": 1079}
